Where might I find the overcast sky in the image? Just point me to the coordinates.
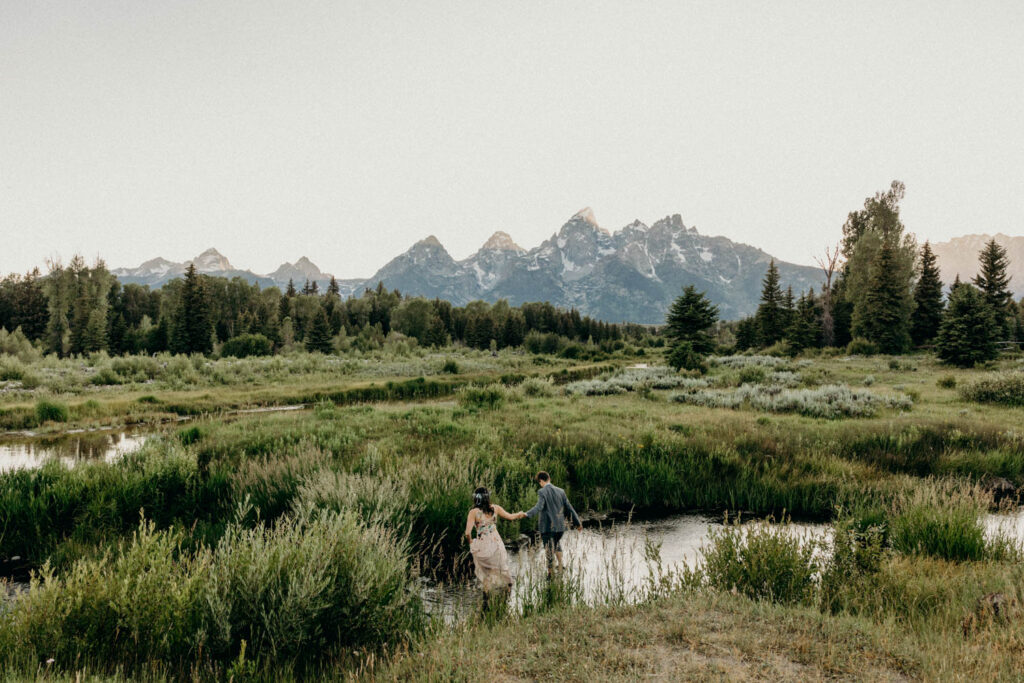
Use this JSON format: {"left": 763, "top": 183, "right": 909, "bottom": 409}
{"left": 2, "top": 1, "right": 1022, "bottom": 278}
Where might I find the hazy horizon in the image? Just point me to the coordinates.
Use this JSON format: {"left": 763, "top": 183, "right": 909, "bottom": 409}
{"left": 3, "top": 1, "right": 1023, "bottom": 277}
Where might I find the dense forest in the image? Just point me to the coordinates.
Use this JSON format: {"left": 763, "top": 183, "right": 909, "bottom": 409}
{"left": 0, "top": 258, "right": 649, "bottom": 359}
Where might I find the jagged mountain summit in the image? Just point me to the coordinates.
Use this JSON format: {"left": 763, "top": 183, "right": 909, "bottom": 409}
{"left": 931, "top": 233, "right": 1024, "bottom": 297}
{"left": 112, "top": 209, "right": 826, "bottom": 322}
{"left": 356, "top": 208, "right": 822, "bottom": 322}
{"left": 112, "top": 249, "right": 337, "bottom": 290}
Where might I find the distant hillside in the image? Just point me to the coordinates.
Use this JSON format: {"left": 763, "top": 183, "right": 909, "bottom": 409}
{"left": 113, "top": 210, "right": 825, "bottom": 323}
{"left": 931, "top": 233, "right": 1024, "bottom": 296}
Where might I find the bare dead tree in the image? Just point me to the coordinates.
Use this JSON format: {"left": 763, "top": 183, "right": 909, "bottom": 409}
{"left": 815, "top": 244, "right": 842, "bottom": 347}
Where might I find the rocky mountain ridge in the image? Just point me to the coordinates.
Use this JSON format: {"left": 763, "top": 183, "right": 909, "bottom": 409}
{"left": 113, "top": 210, "right": 825, "bottom": 322}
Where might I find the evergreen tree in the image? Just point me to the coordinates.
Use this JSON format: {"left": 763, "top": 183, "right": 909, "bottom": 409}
{"left": 327, "top": 277, "right": 340, "bottom": 297}
{"left": 170, "top": 264, "right": 213, "bottom": 354}
{"left": 936, "top": 284, "right": 998, "bottom": 367}
{"left": 854, "top": 238, "right": 912, "bottom": 354}
{"left": 756, "top": 260, "right": 786, "bottom": 345}
{"left": 910, "top": 241, "right": 944, "bottom": 346}
{"left": 665, "top": 285, "right": 719, "bottom": 355}
{"left": 304, "top": 307, "right": 334, "bottom": 353}
{"left": 734, "top": 316, "right": 760, "bottom": 351}
{"left": 147, "top": 316, "right": 169, "bottom": 353}
{"left": 787, "top": 291, "right": 819, "bottom": 351}
{"left": 782, "top": 286, "right": 796, "bottom": 332}
{"left": 973, "top": 238, "right": 1014, "bottom": 339}
{"left": 285, "top": 279, "right": 297, "bottom": 297}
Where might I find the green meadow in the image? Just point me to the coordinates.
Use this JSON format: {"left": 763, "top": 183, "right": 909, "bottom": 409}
{"left": 2, "top": 347, "right": 1024, "bottom": 680}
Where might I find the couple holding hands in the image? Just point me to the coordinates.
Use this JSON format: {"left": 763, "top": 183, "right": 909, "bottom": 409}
{"left": 464, "top": 471, "right": 582, "bottom": 595}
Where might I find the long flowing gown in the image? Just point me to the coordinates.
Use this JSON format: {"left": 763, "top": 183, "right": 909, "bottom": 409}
{"left": 470, "top": 511, "right": 513, "bottom": 592}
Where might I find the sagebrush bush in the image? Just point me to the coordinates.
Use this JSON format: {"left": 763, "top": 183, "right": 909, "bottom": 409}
{"left": 672, "top": 384, "right": 911, "bottom": 418}
{"left": 711, "top": 355, "right": 786, "bottom": 369}
{"left": 565, "top": 367, "right": 707, "bottom": 396}
{"left": 699, "top": 518, "right": 819, "bottom": 605}
{"left": 937, "top": 375, "right": 957, "bottom": 389}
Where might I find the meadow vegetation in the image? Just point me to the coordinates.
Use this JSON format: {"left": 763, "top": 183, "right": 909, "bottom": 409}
{"left": 1, "top": 347, "right": 1023, "bottom": 679}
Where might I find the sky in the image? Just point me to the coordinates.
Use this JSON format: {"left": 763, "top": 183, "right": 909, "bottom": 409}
{"left": 2, "top": 1, "right": 1023, "bottom": 278}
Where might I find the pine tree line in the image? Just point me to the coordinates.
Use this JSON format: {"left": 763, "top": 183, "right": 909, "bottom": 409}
{"left": 0, "top": 260, "right": 644, "bottom": 357}
{"left": 732, "top": 182, "right": 1022, "bottom": 367}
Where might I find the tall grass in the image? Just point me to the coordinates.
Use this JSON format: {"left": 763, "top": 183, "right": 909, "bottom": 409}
{"left": 888, "top": 483, "right": 995, "bottom": 562}
{"left": 697, "top": 517, "right": 819, "bottom": 605}
{"left": 0, "top": 511, "right": 424, "bottom": 673}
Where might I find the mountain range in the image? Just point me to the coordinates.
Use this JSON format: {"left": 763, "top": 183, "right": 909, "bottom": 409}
{"left": 112, "top": 209, "right": 825, "bottom": 322}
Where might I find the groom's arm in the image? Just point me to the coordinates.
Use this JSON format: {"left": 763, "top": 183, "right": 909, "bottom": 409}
{"left": 525, "top": 493, "right": 545, "bottom": 519}
{"left": 563, "top": 493, "right": 582, "bottom": 529}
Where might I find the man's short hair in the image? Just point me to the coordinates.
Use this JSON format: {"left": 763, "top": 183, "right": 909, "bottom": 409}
{"left": 536, "top": 471, "right": 550, "bottom": 483}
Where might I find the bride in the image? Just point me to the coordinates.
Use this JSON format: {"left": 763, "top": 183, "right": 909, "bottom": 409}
{"left": 464, "top": 487, "right": 523, "bottom": 604}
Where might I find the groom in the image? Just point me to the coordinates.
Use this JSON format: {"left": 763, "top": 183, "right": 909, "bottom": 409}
{"left": 521, "top": 471, "right": 582, "bottom": 576}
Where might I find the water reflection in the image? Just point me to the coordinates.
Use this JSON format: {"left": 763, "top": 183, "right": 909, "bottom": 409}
{"left": 0, "top": 430, "right": 148, "bottom": 472}
{"left": 422, "top": 514, "right": 829, "bottom": 621}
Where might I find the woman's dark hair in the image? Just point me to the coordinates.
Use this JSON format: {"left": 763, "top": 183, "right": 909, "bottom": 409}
{"left": 473, "top": 487, "right": 494, "bottom": 515}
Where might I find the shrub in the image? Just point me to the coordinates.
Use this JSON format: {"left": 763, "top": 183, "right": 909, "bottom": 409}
{"left": 711, "top": 355, "right": 786, "bottom": 369}
{"left": 738, "top": 365, "right": 768, "bottom": 385}
{"left": 937, "top": 375, "right": 957, "bottom": 389}
{"left": 0, "top": 356, "right": 27, "bottom": 382}
{"left": 518, "top": 377, "right": 556, "bottom": 398}
{"left": 700, "top": 518, "right": 818, "bottom": 604}
{"left": 441, "top": 359, "right": 460, "bottom": 374}
{"left": 89, "top": 365, "right": 124, "bottom": 386}
{"left": 0, "top": 327, "right": 41, "bottom": 363}
{"left": 1, "top": 512, "right": 423, "bottom": 668}
{"left": 673, "top": 384, "right": 911, "bottom": 418}
{"left": 667, "top": 342, "right": 707, "bottom": 374}
{"left": 960, "top": 372, "right": 1024, "bottom": 407}
{"left": 457, "top": 384, "right": 507, "bottom": 411}
{"left": 863, "top": 375, "right": 875, "bottom": 386}
{"left": 761, "top": 340, "right": 795, "bottom": 358}
{"left": 34, "top": 399, "right": 69, "bottom": 424}
{"left": 220, "top": 334, "right": 274, "bottom": 358}
{"left": 559, "top": 343, "right": 584, "bottom": 359}
{"left": 846, "top": 338, "right": 879, "bottom": 356}
{"left": 819, "top": 520, "right": 887, "bottom": 615}
{"left": 565, "top": 367, "right": 707, "bottom": 396}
